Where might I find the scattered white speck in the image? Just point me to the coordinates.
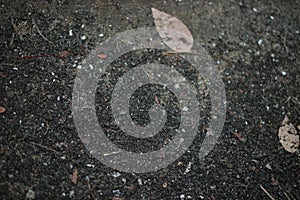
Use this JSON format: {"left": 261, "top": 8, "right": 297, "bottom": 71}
{"left": 266, "top": 106, "right": 270, "bottom": 111}
{"left": 69, "top": 30, "right": 73, "bottom": 36}
{"left": 99, "top": 33, "right": 104, "bottom": 37}
{"left": 111, "top": 172, "right": 121, "bottom": 178}
{"left": 122, "top": 178, "right": 126, "bottom": 183}
{"left": 113, "top": 189, "right": 121, "bottom": 196}
{"left": 57, "top": 96, "right": 60, "bottom": 101}
{"left": 80, "top": 35, "right": 86, "bottom": 40}
{"left": 174, "top": 83, "right": 180, "bottom": 89}
{"left": 180, "top": 194, "right": 185, "bottom": 200}
{"left": 281, "top": 71, "right": 287, "bottom": 76}
{"left": 69, "top": 190, "right": 75, "bottom": 198}
{"left": 77, "top": 65, "right": 82, "bottom": 69}
{"left": 252, "top": 8, "right": 257, "bottom": 12}
{"left": 137, "top": 178, "right": 143, "bottom": 185}
{"left": 270, "top": 16, "right": 274, "bottom": 20}
{"left": 60, "top": 156, "right": 66, "bottom": 160}
{"left": 182, "top": 106, "right": 189, "bottom": 111}
{"left": 26, "top": 189, "right": 35, "bottom": 200}
{"left": 81, "top": 24, "right": 85, "bottom": 28}
{"left": 86, "top": 164, "right": 94, "bottom": 168}
{"left": 109, "top": 24, "right": 112, "bottom": 27}
{"left": 184, "top": 162, "right": 193, "bottom": 175}
{"left": 89, "top": 64, "right": 94, "bottom": 70}
{"left": 62, "top": 192, "right": 66, "bottom": 196}
{"left": 258, "top": 39, "right": 263, "bottom": 46}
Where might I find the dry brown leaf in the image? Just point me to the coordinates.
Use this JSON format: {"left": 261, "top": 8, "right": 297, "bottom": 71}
{"left": 70, "top": 169, "right": 78, "bottom": 184}
{"left": 152, "top": 8, "right": 193, "bottom": 53}
{"left": 278, "top": 115, "right": 299, "bottom": 153}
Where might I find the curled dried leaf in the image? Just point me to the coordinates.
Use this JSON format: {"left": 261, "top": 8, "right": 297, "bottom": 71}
{"left": 152, "top": 8, "right": 193, "bottom": 52}
{"left": 278, "top": 116, "right": 299, "bottom": 153}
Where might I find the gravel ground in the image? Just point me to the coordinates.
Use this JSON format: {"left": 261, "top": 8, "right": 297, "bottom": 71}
{"left": 1, "top": 0, "right": 300, "bottom": 199}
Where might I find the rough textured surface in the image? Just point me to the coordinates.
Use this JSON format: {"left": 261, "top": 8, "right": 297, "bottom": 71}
{"left": 1, "top": 0, "right": 299, "bottom": 199}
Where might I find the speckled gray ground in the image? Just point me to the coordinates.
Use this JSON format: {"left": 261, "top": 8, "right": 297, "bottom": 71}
{"left": 0, "top": 0, "right": 300, "bottom": 199}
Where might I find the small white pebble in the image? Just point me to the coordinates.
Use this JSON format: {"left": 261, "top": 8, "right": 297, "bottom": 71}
{"left": 137, "top": 178, "right": 143, "bottom": 185}
{"left": 111, "top": 172, "right": 121, "bottom": 178}
{"left": 182, "top": 106, "right": 189, "bottom": 111}
{"left": 69, "top": 30, "right": 73, "bottom": 36}
{"left": 86, "top": 164, "right": 94, "bottom": 168}
{"left": 180, "top": 194, "right": 185, "bottom": 200}
{"left": 80, "top": 35, "right": 86, "bottom": 40}
{"left": 258, "top": 39, "right": 263, "bottom": 46}
{"left": 252, "top": 8, "right": 257, "bottom": 12}
{"left": 99, "top": 33, "right": 104, "bottom": 37}
{"left": 81, "top": 24, "right": 85, "bottom": 28}
{"left": 281, "top": 71, "right": 287, "bottom": 76}
{"left": 270, "top": 16, "right": 274, "bottom": 20}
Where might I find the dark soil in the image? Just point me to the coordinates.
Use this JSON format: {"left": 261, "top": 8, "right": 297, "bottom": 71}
{"left": 1, "top": 0, "right": 300, "bottom": 199}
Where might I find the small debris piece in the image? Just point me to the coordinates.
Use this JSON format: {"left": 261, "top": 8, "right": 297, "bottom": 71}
{"left": 265, "top": 163, "right": 272, "bottom": 170}
{"left": 112, "top": 197, "right": 124, "bottom": 200}
{"left": 98, "top": 53, "right": 107, "bottom": 59}
{"left": 124, "top": 185, "right": 135, "bottom": 190}
{"left": 233, "top": 132, "right": 246, "bottom": 142}
{"left": 59, "top": 51, "right": 70, "bottom": 58}
{"left": 163, "top": 182, "right": 168, "bottom": 188}
{"left": 154, "top": 95, "right": 160, "bottom": 104}
{"left": 278, "top": 115, "right": 299, "bottom": 153}
{"left": 0, "top": 106, "right": 6, "bottom": 113}
{"left": 270, "top": 178, "right": 279, "bottom": 186}
{"left": 70, "top": 169, "right": 78, "bottom": 184}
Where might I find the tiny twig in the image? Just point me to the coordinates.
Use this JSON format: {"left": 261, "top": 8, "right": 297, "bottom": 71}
{"left": 278, "top": 185, "right": 291, "bottom": 200}
{"left": 29, "top": 141, "right": 58, "bottom": 153}
{"left": 32, "top": 19, "right": 53, "bottom": 44}
{"left": 260, "top": 184, "right": 275, "bottom": 200}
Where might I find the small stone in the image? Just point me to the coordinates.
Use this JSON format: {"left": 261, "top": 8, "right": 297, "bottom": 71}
{"left": 80, "top": 35, "right": 86, "bottom": 40}
{"left": 25, "top": 189, "right": 35, "bottom": 199}
{"left": 281, "top": 71, "right": 287, "bottom": 76}
{"left": 137, "top": 178, "right": 143, "bottom": 185}
{"left": 163, "top": 182, "right": 168, "bottom": 188}
{"left": 266, "top": 163, "right": 272, "bottom": 170}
